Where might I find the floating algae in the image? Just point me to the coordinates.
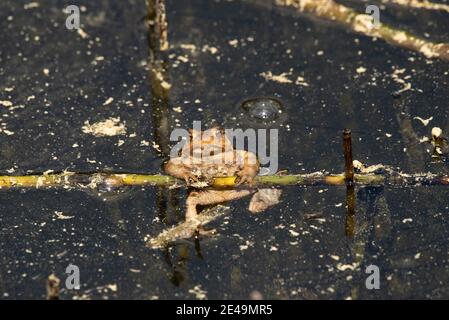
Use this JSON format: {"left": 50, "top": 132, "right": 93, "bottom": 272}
{"left": 146, "top": 205, "right": 231, "bottom": 249}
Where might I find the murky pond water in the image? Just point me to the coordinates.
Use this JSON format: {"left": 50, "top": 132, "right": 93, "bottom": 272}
{"left": 0, "top": 0, "right": 448, "bottom": 299}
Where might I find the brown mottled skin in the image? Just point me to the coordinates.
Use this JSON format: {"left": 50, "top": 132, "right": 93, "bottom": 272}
{"left": 164, "top": 127, "right": 259, "bottom": 233}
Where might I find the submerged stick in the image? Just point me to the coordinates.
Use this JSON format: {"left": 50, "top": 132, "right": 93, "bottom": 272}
{"left": 343, "top": 129, "right": 356, "bottom": 237}
{"left": 345, "top": 184, "right": 356, "bottom": 237}
{"left": 0, "top": 171, "right": 448, "bottom": 189}
{"left": 343, "top": 129, "right": 354, "bottom": 184}
{"left": 275, "top": 0, "right": 449, "bottom": 61}
{"left": 147, "top": 0, "right": 169, "bottom": 52}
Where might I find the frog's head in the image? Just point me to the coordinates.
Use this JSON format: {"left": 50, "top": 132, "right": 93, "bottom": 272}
{"left": 188, "top": 127, "right": 231, "bottom": 157}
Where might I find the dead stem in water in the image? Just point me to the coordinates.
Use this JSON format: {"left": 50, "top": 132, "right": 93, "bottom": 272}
{"left": 275, "top": 0, "right": 449, "bottom": 61}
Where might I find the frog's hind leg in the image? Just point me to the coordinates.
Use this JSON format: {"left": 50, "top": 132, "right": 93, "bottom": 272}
{"left": 186, "top": 190, "right": 253, "bottom": 224}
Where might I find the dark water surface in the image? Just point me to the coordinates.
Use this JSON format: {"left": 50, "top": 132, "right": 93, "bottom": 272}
{"left": 0, "top": 0, "right": 448, "bottom": 299}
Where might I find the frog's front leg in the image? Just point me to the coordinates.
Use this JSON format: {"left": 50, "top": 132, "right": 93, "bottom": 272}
{"left": 186, "top": 189, "right": 254, "bottom": 234}
{"left": 164, "top": 158, "right": 199, "bottom": 184}
{"left": 234, "top": 150, "right": 259, "bottom": 185}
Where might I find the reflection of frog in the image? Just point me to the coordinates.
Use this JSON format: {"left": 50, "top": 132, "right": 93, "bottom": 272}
{"left": 164, "top": 127, "right": 280, "bottom": 235}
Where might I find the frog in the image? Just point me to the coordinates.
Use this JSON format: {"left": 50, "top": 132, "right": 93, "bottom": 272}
{"left": 164, "top": 127, "right": 280, "bottom": 235}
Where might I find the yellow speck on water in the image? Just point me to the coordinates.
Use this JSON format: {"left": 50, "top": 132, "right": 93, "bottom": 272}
{"left": 228, "top": 39, "right": 239, "bottom": 47}
{"left": 413, "top": 116, "right": 433, "bottom": 126}
{"left": 151, "top": 141, "right": 162, "bottom": 152}
{"left": 180, "top": 43, "right": 197, "bottom": 52}
{"left": 1, "top": 129, "right": 14, "bottom": 136}
{"left": 43, "top": 68, "right": 50, "bottom": 76}
{"left": 336, "top": 263, "right": 358, "bottom": 271}
{"left": 0, "top": 100, "right": 13, "bottom": 107}
{"left": 77, "top": 28, "right": 89, "bottom": 39}
{"left": 24, "top": 2, "right": 39, "bottom": 9}
{"left": 202, "top": 45, "right": 218, "bottom": 55}
{"left": 106, "top": 284, "right": 118, "bottom": 292}
{"left": 356, "top": 66, "right": 367, "bottom": 74}
{"left": 54, "top": 211, "right": 74, "bottom": 220}
{"left": 103, "top": 97, "right": 114, "bottom": 106}
{"left": 188, "top": 285, "right": 207, "bottom": 300}
{"left": 177, "top": 55, "right": 189, "bottom": 63}
{"left": 289, "top": 230, "right": 300, "bottom": 237}
{"left": 295, "top": 76, "right": 309, "bottom": 87}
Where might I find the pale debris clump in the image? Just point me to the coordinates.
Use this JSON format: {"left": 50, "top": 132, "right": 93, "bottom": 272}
{"left": 260, "top": 70, "right": 309, "bottom": 87}
{"left": 414, "top": 116, "right": 433, "bottom": 126}
{"left": 353, "top": 160, "right": 386, "bottom": 174}
{"left": 0, "top": 100, "right": 13, "bottom": 107}
{"left": 336, "top": 262, "right": 359, "bottom": 271}
{"left": 0, "top": 127, "right": 14, "bottom": 135}
{"left": 202, "top": 45, "right": 218, "bottom": 55}
{"left": 179, "top": 43, "right": 219, "bottom": 55}
{"left": 295, "top": 76, "right": 309, "bottom": 87}
{"left": 180, "top": 43, "right": 197, "bottom": 52}
{"left": 228, "top": 39, "right": 239, "bottom": 47}
{"left": 82, "top": 117, "right": 126, "bottom": 137}
{"left": 77, "top": 28, "right": 89, "bottom": 39}
{"left": 103, "top": 97, "right": 114, "bottom": 106}
{"left": 356, "top": 66, "right": 367, "bottom": 74}
{"left": 391, "top": 68, "right": 412, "bottom": 94}
{"left": 54, "top": 211, "right": 74, "bottom": 220}
{"left": 260, "top": 71, "right": 292, "bottom": 84}
{"left": 24, "top": 2, "right": 40, "bottom": 9}
{"left": 188, "top": 285, "right": 207, "bottom": 300}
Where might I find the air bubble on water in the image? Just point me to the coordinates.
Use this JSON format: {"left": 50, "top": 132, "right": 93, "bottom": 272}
{"left": 241, "top": 97, "right": 283, "bottom": 121}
